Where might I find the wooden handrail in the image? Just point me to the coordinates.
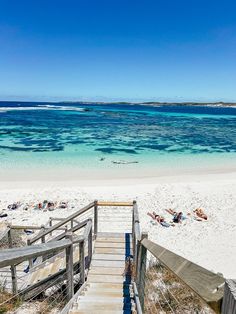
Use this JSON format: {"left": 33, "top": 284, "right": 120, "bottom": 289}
{"left": 0, "top": 239, "right": 71, "bottom": 268}
{"left": 133, "top": 201, "right": 141, "bottom": 241}
{"left": 97, "top": 201, "right": 133, "bottom": 207}
{"left": 29, "top": 202, "right": 95, "bottom": 244}
{"left": 48, "top": 219, "right": 90, "bottom": 243}
{"left": 49, "top": 217, "right": 80, "bottom": 225}
{"left": 141, "top": 238, "right": 225, "bottom": 312}
{"left": 10, "top": 225, "right": 66, "bottom": 231}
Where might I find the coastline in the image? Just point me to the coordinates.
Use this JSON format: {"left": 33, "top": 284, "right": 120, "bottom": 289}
{"left": 0, "top": 153, "right": 236, "bottom": 186}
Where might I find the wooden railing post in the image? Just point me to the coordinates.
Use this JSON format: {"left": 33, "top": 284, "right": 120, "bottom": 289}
{"left": 79, "top": 240, "right": 85, "bottom": 284}
{"left": 132, "top": 200, "right": 135, "bottom": 243}
{"left": 221, "top": 280, "right": 236, "bottom": 314}
{"left": 49, "top": 217, "right": 53, "bottom": 236}
{"left": 7, "top": 229, "right": 18, "bottom": 294}
{"left": 41, "top": 225, "right": 46, "bottom": 262}
{"left": 136, "top": 232, "right": 148, "bottom": 311}
{"left": 41, "top": 225, "right": 46, "bottom": 243}
{"left": 27, "top": 239, "right": 33, "bottom": 269}
{"left": 132, "top": 200, "right": 137, "bottom": 264}
{"left": 65, "top": 232, "right": 74, "bottom": 301}
{"left": 94, "top": 200, "right": 98, "bottom": 239}
{"left": 88, "top": 226, "right": 93, "bottom": 266}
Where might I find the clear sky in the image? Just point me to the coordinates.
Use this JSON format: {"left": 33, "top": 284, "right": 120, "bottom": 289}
{"left": 0, "top": 0, "right": 236, "bottom": 102}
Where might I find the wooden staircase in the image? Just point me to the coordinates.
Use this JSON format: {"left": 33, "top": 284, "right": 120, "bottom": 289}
{"left": 68, "top": 232, "right": 135, "bottom": 314}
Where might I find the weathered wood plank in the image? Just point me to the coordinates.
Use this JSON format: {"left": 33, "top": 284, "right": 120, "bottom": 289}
{"left": 87, "top": 274, "right": 124, "bottom": 283}
{"left": 76, "top": 303, "right": 124, "bottom": 311}
{"left": 7, "top": 229, "right": 18, "bottom": 294}
{"left": 97, "top": 201, "right": 133, "bottom": 207}
{"left": 95, "top": 242, "right": 126, "bottom": 248}
{"left": 87, "top": 282, "right": 124, "bottom": 289}
{"left": 97, "top": 232, "right": 127, "bottom": 238}
{"left": 70, "top": 310, "right": 122, "bottom": 314}
{"left": 0, "top": 239, "right": 71, "bottom": 267}
{"left": 92, "top": 254, "right": 125, "bottom": 261}
{"left": 91, "top": 260, "right": 125, "bottom": 268}
{"left": 10, "top": 225, "right": 65, "bottom": 231}
{"left": 94, "top": 200, "right": 98, "bottom": 238}
{"left": 66, "top": 233, "right": 74, "bottom": 301}
{"left": 89, "top": 267, "right": 124, "bottom": 275}
{"left": 95, "top": 237, "right": 127, "bottom": 243}
{"left": 79, "top": 240, "right": 85, "bottom": 284}
{"left": 141, "top": 238, "right": 225, "bottom": 312}
{"left": 94, "top": 247, "right": 125, "bottom": 255}
{"left": 222, "top": 280, "right": 236, "bottom": 314}
{"left": 84, "top": 290, "right": 124, "bottom": 298}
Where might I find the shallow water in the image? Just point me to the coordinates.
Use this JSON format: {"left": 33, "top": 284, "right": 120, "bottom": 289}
{"left": 0, "top": 102, "right": 235, "bottom": 177}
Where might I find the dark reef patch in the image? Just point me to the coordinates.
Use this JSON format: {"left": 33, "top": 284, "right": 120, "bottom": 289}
{"left": 95, "top": 147, "right": 138, "bottom": 154}
{"left": 138, "top": 144, "right": 170, "bottom": 151}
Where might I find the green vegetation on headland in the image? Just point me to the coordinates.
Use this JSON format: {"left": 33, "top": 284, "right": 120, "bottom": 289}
{"left": 60, "top": 101, "right": 236, "bottom": 107}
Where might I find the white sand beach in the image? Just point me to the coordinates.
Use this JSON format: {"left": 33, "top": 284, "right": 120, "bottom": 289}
{"left": 0, "top": 171, "right": 236, "bottom": 279}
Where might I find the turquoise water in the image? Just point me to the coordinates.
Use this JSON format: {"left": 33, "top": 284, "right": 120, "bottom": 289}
{"left": 0, "top": 102, "right": 235, "bottom": 177}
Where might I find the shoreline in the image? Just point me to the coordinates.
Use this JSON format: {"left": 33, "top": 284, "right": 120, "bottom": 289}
{"left": 0, "top": 161, "right": 236, "bottom": 188}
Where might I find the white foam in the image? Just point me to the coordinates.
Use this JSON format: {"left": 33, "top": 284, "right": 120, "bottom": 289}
{"left": 0, "top": 105, "right": 85, "bottom": 112}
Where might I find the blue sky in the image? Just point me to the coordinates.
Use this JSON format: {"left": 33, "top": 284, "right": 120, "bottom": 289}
{"left": 0, "top": 0, "right": 236, "bottom": 102}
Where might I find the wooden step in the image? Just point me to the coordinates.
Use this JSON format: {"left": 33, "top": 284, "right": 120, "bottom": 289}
{"left": 76, "top": 303, "right": 128, "bottom": 311}
{"left": 96, "top": 237, "right": 129, "bottom": 243}
{"left": 91, "top": 259, "right": 125, "bottom": 268}
{"left": 86, "top": 282, "right": 125, "bottom": 289}
{"left": 94, "top": 247, "right": 126, "bottom": 254}
{"left": 77, "top": 296, "right": 125, "bottom": 303}
{"left": 97, "top": 232, "right": 128, "bottom": 238}
{"left": 95, "top": 242, "right": 127, "bottom": 248}
{"left": 82, "top": 291, "right": 124, "bottom": 298}
{"left": 69, "top": 310, "right": 123, "bottom": 314}
{"left": 83, "top": 288, "right": 133, "bottom": 298}
{"left": 89, "top": 266, "right": 124, "bottom": 275}
{"left": 87, "top": 274, "right": 124, "bottom": 283}
{"left": 92, "top": 254, "right": 125, "bottom": 261}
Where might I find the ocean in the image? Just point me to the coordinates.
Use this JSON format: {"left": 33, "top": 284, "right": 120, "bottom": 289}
{"left": 0, "top": 102, "right": 235, "bottom": 179}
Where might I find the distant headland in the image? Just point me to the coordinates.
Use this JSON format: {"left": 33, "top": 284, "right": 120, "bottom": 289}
{"left": 0, "top": 100, "right": 236, "bottom": 108}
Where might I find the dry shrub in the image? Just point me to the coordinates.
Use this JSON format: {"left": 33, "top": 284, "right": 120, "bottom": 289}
{"left": 0, "top": 291, "right": 22, "bottom": 314}
{"left": 0, "top": 230, "right": 25, "bottom": 249}
{"left": 144, "top": 263, "right": 214, "bottom": 314}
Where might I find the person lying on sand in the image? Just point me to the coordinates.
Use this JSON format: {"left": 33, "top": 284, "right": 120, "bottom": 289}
{"left": 7, "top": 202, "right": 21, "bottom": 210}
{"left": 147, "top": 211, "right": 174, "bottom": 227}
{"left": 59, "top": 201, "right": 68, "bottom": 209}
{"left": 165, "top": 209, "right": 188, "bottom": 223}
{"left": 47, "top": 202, "right": 56, "bottom": 211}
{"left": 193, "top": 208, "right": 208, "bottom": 220}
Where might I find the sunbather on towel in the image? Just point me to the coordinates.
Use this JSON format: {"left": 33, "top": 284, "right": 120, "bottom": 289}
{"left": 193, "top": 208, "right": 208, "bottom": 220}
{"left": 147, "top": 211, "right": 174, "bottom": 227}
{"left": 165, "top": 209, "right": 188, "bottom": 223}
